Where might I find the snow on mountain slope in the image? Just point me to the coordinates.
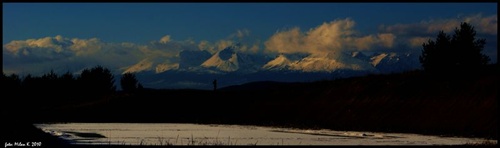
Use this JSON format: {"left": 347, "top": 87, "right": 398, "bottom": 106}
{"left": 129, "top": 44, "right": 421, "bottom": 89}
{"left": 263, "top": 52, "right": 376, "bottom": 72}
{"left": 262, "top": 54, "right": 292, "bottom": 70}
{"left": 289, "top": 55, "right": 346, "bottom": 72}
{"left": 131, "top": 49, "right": 421, "bottom": 89}
{"left": 201, "top": 46, "right": 239, "bottom": 72}
{"left": 373, "top": 52, "right": 420, "bottom": 73}
{"left": 337, "top": 52, "right": 378, "bottom": 71}
{"left": 123, "top": 58, "right": 180, "bottom": 74}
{"left": 123, "top": 59, "right": 153, "bottom": 74}
{"left": 199, "top": 45, "right": 269, "bottom": 73}
{"left": 155, "top": 63, "right": 179, "bottom": 73}
{"left": 370, "top": 53, "right": 388, "bottom": 67}
{"left": 351, "top": 51, "right": 371, "bottom": 61}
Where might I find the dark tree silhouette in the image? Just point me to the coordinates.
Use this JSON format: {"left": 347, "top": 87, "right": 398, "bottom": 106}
{"left": 420, "top": 22, "right": 490, "bottom": 73}
{"left": 21, "top": 74, "right": 42, "bottom": 94}
{"left": 40, "top": 70, "right": 60, "bottom": 98}
{"left": 60, "top": 71, "right": 75, "bottom": 87}
{"left": 60, "top": 71, "right": 74, "bottom": 81}
{"left": 138, "top": 83, "right": 144, "bottom": 90}
{"left": 59, "top": 71, "right": 77, "bottom": 99}
{"left": 2, "top": 73, "right": 21, "bottom": 95}
{"left": 120, "top": 72, "right": 139, "bottom": 93}
{"left": 78, "top": 65, "right": 116, "bottom": 96}
{"left": 451, "top": 22, "right": 490, "bottom": 67}
{"left": 17, "top": 74, "right": 46, "bottom": 108}
{"left": 419, "top": 31, "right": 452, "bottom": 72}
{"left": 213, "top": 79, "right": 217, "bottom": 91}
{"left": 41, "top": 70, "right": 58, "bottom": 81}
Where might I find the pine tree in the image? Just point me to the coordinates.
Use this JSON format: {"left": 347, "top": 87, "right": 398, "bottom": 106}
{"left": 419, "top": 22, "right": 490, "bottom": 73}
{"left": 78, "top": 65, "right": 116, "bottom": 96}
{"left": 120, "top": 72, "right": 139, "bottom": 93}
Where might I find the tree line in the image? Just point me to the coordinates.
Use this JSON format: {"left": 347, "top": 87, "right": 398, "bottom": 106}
{"left": 2, "top": 65, "right": 142, "bottom": 103}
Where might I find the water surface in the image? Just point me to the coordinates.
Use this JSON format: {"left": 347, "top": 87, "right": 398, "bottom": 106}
{"left": 34, "top": 123, "right": 494, "bottom": 145}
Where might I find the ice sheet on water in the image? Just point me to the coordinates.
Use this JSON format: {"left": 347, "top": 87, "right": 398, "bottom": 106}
{"left": 34, "top": 123, "right": 496, "bottom": 146}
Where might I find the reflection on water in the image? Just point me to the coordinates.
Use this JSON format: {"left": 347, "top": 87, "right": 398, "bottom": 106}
{"left": 34, "top": 123, "right": 494, "bottom": 145}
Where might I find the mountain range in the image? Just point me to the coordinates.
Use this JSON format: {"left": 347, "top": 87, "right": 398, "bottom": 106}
{"left": 129, "top": 45, "right": 421, "bottom": 90}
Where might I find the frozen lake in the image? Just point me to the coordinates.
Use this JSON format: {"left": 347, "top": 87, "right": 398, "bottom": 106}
{"left": 34, "top": 123, "right": 494, "bottom": 146}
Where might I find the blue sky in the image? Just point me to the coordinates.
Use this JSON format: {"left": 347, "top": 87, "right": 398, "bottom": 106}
{"left": 3, "top": 3, "right": 497, "bottom": 44}
{"left": 2, "top": 3, "right": 498, "bottom": 76}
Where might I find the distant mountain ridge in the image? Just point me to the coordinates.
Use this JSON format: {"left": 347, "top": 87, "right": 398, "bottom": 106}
{"left": 129, "top": 45, "right": 420, "bottom": 89}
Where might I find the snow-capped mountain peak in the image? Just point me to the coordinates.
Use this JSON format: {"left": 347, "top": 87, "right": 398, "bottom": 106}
{"left": 262, "top": 54, "right": 292, "bottom": 70}
{"left": 201, "top": 46, "right": 239, "bottom": 72}
{"left": 262, "top": 52, "right": 375, "bottom": 72}
{"left": 288, "top": 54, "right": 346, "bottom": 72}
{"left": 132, "top": 49, "right": 420, "bottom": 89}
{"left": 370, "top": 53, "right": 388, "bottom": 67}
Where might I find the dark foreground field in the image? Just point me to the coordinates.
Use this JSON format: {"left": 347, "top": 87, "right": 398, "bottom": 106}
{"left": 2, "top": 66, "right": 497, "bottom": 147}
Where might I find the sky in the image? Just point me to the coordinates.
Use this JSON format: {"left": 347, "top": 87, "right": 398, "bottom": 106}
{"left": 2, "top": 3, "right": 498, "bottom": 76}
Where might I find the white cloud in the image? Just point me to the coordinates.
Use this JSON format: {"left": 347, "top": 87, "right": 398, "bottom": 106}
{"left": 4, "top": 40, "right": 28, "bottom": 54}
{"left": 4, "top": 35, "right": 71, "bottom": 56}
{"left": 408, "top": 37, "right": 432, "bottom": 48}
{"left": 159, "top": 35, "right": 171, "bottom": 44}
{"left": 197, "top": 40, "right": 216, "bottom": 53}
{"left": 238, "top": 41, "right": 260, "bottom": 54}
{"left": 264, "top": 27, "right": 305, "bottom": 54}
{"left": 377, "top": 33, "right": 396, "bottom": 48}
{"left": 464, "top": 14, "right": 497, "bottom": 35}
{"left": 235, "top": 29, "right": 250, "bottom": 39}
{"left": 3, "top": 35, "right": 175, "bottom": 75}
{"left": 69, "top": 38, "right": 102, "bottom": 56}
{"left": 380, "top": 14, "right": 497, "bottom": 36}
{"left": 216, "top": 40, "right": 234, "bottom": 51}
{"left": 139, "top": 45, "right": 175, "bottom": 58}
{"left": 198, "top": 40, "right": 216, "bottom": 54}
{"left": 197, "top": 29, "right": 259, "bottom": 54}
{"left": 264, "top": 18, "right": 396, "bottom": 57}
{"left": 351, "top": 35, "right": 376, "bottom": 50}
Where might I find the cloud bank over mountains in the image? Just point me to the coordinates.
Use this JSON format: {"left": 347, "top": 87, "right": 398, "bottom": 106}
{"left": 4, "top": 14, "right": 497, "bottom": 80}
{"left": 379, "top": 13, "right": 497, "bottom": 48}
{"left": 265, "top": 18, "right": 396, "bottom": 56}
